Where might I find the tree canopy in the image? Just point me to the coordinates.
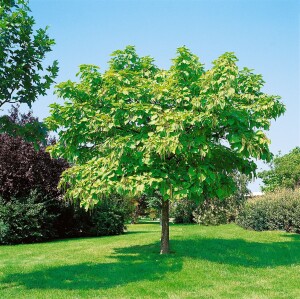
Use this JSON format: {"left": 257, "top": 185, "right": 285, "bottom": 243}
{"left": 47, "top": 46, "right": 284, "bottom": 205}
{"left": 0, "top": 105, "right": 48, "bottom": 146}
{"left": 0, "top": 0, "right": 58, "bottom": 109}
{"left": 46, "top": 46, "right": 285, "bottom": 253}
{"left": 259, "top": 147, "right": 300, "bottom": 192}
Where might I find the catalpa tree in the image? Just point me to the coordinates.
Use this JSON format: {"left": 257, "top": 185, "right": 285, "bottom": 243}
{"left": 46, "top": 46, "right": 285, "bottom": 254}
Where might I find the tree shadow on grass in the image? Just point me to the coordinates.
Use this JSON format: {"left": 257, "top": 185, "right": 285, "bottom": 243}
{"left": 171, "top": 236, "right": 300, "bottom": 268}
{"left": 2, "top": 236, "right": 300, "bottom": 290}
{"left": 1, "top": 241, "right": 181, "bottom": 290}
{"left": 279, "top": 233, "right": 300, "bottom": 241}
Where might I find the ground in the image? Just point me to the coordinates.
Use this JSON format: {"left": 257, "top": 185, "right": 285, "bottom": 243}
{"left": 0, "top": 223, "right": 299, "bottom": 298}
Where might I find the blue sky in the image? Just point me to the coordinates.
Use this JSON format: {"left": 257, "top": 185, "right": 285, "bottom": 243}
{"left": 6, "top": 0, "right": 300, "bottom": 191}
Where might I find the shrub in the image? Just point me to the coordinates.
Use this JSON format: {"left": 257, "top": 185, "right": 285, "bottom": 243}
{"left": 172, "top": 172, "right": 249, "bottom": 225}
{"left": 0, "top": 132, "right": 73, "bottom": 245}
{"left": 130, "top": 192, "right": 162, "bottom": 222}
{"left": 130, "top": 195, "right": 149, "bottom": 223}
{"left": 236, "top": 189, "right": 300, "bottom": 233}
{"left": 171, "top": 199, "right": 197, "bottom": 224}
{"left": 171, "top": 196, "right": 245, "bottom": 225}
{"left": 0, "top": 190, "right": 89, "bottom": 244}
{"left": 145, "top": 192, "right": 162, "bottom": 220}
{"left": 79, "top": 195, "right": 133, "bottom": 237}
{"left": 0, "top": 190, "right": 56, "bottom": 244}
{"left": 55, "top": 195, "right": 133, "bottom": 238}
{"left": 193, "top": 196, "right": 245, "bottom": 225}
{"left": 171, "top": 194, "right": 247, "bottom": 226}
{"left": 0, "top": 192, "right": 133, "bottom": 244}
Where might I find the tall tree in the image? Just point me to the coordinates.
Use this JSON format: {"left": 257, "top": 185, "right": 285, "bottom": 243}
{"left": 46, "top": 46, "right": 285, "bottom": 254}
{"left": 0, "top": 0, "right": 58, "bottom": 109}
{"left": 259, "top": 147, "right": 300, "bottom": 192}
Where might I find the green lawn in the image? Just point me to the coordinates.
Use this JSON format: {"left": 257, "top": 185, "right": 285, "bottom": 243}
{"left": 0, "top": 223, "right": 299, "bottom": 299}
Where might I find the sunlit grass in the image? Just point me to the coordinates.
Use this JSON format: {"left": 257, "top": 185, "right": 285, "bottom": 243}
{"left": 0, "top": 223, "right": 299, "bottom": 298}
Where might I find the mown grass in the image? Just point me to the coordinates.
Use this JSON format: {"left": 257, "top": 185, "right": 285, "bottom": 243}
{"left": 0, "top": 223, "right": 300, "bottom": 298}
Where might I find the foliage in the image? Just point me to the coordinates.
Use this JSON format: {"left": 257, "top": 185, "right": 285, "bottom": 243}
{"left": 58, "top": 195, "right": 132, "bottom": 237}
{"left": 0, "top": 104, "right": 49, "bottom": 147}
{"left": 145, "top": 191, "right": 162, "bottom": 220}
{"left": 88, "top": 196, "right": 133, "bottom": 236}
{"left": 0, "top": 133, "right": 68, "bottom": 200}
{"left": 236, "top": 188, "right": 300, "bottom": 233}
{"left": 172, "top": 193, "right": 246, "bottom": 226}
{"left": 172, "top": 172, "right": 249, "bottom": 224}
{"left": 0, "top": 109, "right": 72, "bottom": 244}
{"left": 0, "top": 108, "right": 130, "bottom": 244}
{"left": 0, "top": 0, "right": 58, "bottom": 109}
{"left": 0, "top": 190, "right": 56, "bottom": 244}
{"left": 259, "top": 147, "right": 300, "bottom": 192}
{"left": 0, "top": 191, "right": 132, "bottom": 244}
{"left": 193, "top": 172, "right": 249, "bottom": 225}
{"left": 130, "top": 195, "right": 149, "bottom": 223}
{"left": 47, "top": 46, "right": 285, "bottom": 208}
{"left": 0, "top": 120, "right": 69, "bottom": 244}
{"left": 171, "top": 199, "right": 197, "bottom": 224}
{"left": 0, "top": 191, "right": 99, "bottom": 245}
{"left": 193, "top": 196, "right": 245, "bottom": 226}
{"left": 131, "top": 191, "right": 162, "bottom": 222}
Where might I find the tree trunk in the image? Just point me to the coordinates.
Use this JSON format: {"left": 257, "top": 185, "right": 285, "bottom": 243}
{"left": 160, "top": 198, "right": 170, "bottom": 254}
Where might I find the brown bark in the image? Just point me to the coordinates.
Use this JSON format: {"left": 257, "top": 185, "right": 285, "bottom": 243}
{"left": 160, "top": 198, "right": 170, "bottom": 254}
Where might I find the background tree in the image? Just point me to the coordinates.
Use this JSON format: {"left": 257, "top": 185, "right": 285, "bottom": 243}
{"left": 130, "top": 194, "right": 149, "bottom": 224}
{"left": 0, "top": 0, "right": 58, "bottom": 109}
{"left": 0, "top": 104, "right": 49, "bottom": 146}
{"left": 0, "top": 102, "right": 65, "bottom": 200}
{"left": 259, "top": 147, "right": 300, "bottom": 192}
{"left": 0, "top": 133, "right": 67, "bottom": 200}
{"left": 46, "top": 46, "right": 285, "bottom": 254}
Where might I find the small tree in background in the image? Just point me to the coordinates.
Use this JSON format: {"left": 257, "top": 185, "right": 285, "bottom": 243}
{"left": 0, "top": 0, "right": 58, "bottom": 110}
{"left": 0, "top": 104, "right": 49, "bottom": 146}
{"left": 130, "top": 195, "right": 149, "bottom": 223}
{"left": 0, "top": 133, "right": 67, "bottom": 200}
{"left": 0, "top": 104, "right": 65, "bottom": 199}
{"left": 259, "top": 147, "right": 300, "bottom": 192}
{"left": 46, "top": 46, "right": 285, "bottom": 254}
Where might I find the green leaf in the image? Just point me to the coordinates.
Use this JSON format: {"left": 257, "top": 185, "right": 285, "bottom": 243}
{"left": 188, "top": 168, "right": 196, "bottom": 177}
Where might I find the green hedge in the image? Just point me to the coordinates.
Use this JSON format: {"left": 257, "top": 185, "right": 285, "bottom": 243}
{"left": 0, "top": 192, "right": 133, "bottom": 245}
{"left": 236, "top": 189, "right": 300, "bottom": 233}
{"left": 0, "top": 190, "right": 56, "bottom": 244}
